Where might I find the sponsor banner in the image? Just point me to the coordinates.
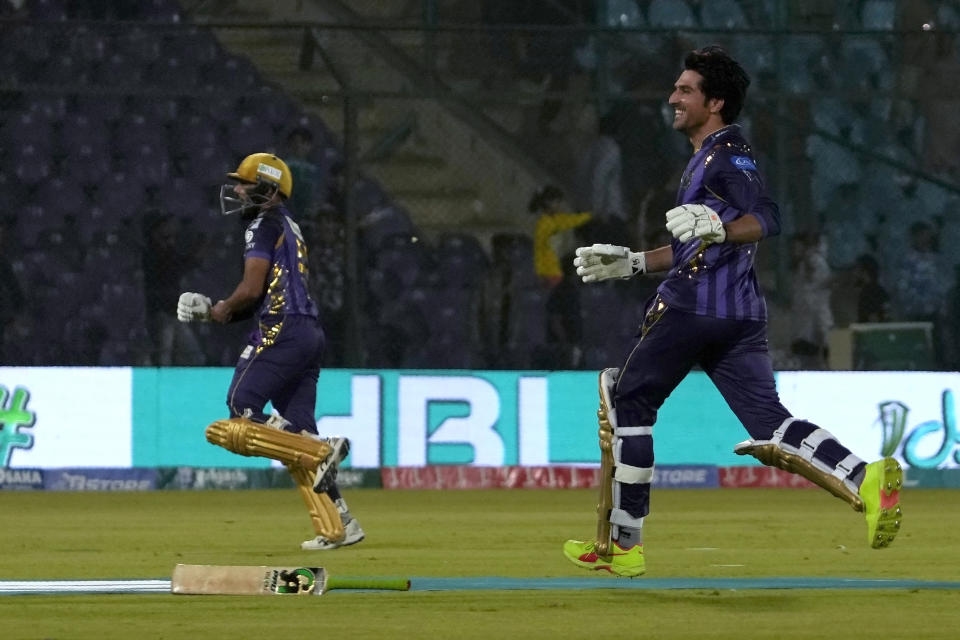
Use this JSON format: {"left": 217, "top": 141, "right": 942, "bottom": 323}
{"left": 153, "top": 467, "right": 382, "bottom": 490}
{"left": 778, "top": 371, "right": 960, "bottom": 470}
{"left": 653, "top": 465, "right": 718, "bottom": 488}
{"left": 44, "top": 468, "right": 156, "bottom": 491}
{"left": 131, "top": 369, "right": 745, "bottom": 469}
{"left": 0, "top": 467, "right": 44, "bottom": 490}
{"left": 899, "top": 468, "right": 960, "bottom": 489}
{"left": 1, "top": 368, "right": 132, "bottom": 469}
{"left": 719, "top": 466, "right": 817, "bottom": 489}
{"left": 381, "top": 465, "right": 718, "bottom": 490}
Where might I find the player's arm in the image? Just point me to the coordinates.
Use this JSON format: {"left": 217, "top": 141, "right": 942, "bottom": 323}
{"left": 210, "top": 257, "right": 270, "bottom": 323}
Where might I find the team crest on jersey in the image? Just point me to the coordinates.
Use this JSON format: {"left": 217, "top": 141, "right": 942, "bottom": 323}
{"left": 730, "top": 155, "right": 757, "bottom": 171}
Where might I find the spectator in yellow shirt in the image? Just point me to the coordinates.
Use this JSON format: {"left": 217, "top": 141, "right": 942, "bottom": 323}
{"left": 529, "top": 185, "right": 591, "bottom": 287}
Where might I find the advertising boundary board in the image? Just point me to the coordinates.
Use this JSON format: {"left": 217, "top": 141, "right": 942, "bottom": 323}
{"left": 2, "top": 368, "right": 960, "bottom": 472}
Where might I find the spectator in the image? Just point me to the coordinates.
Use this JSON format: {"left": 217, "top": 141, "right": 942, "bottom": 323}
{"left": 0, "top": 219, "right": 24, "bottom": 362}
{"left": 529, "top": 185, "right": 591, "bottom": 288}
{"left": 284, "top": 126, "right": 322, "bottom": 217}
{"left": 892, "top": 220, "right": 950, "bottom": 323}
{"left": 789, "top": 231, "right": 833, "bottom": 368}
{"left": 574, "top": 109, "right": 630, "bottom": 243}
{"left": 853, "top": 253, "right": 890, "bottom": 323}
{"left": 142, "top": 211, "right": 206, "bottom": 365}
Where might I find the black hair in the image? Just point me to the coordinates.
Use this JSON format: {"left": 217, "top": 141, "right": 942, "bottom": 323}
{"left": 528, "top": 185, "right": 565, "bottom": 213}
{"left": 683, "top": 45, "right": 750, "bottom": 124}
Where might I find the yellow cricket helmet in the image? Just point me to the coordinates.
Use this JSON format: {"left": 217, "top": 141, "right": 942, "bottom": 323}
{"left": 227, "top": 152, "right": 293, "bottom": 198}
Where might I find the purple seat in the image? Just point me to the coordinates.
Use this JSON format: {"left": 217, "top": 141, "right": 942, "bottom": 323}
{"left": 244, "top": 86, "right": 298, "bottom": 132}
{"left": 128, "top": 95, "right": 182, "bottom": 126}
{"left": 7, "top": 24, "right": 52, "bottom": 65}
{"left": 70, "top": 24, "right": 109, "bottom": 64}
{"left": 73, "top": 93, "right": 126, "bottom": 126}
{"left": 3, "top": 111, "right": 55, "bottom": 151}
{"left": 124, "top": 142, "right": 172, "bottom": 188}
{"left": 114, "top": 114, "right": 168, "bottom": 156}
{"left": 170, "top": 112, "right": 222, "bottom": 154}
{"left": 94, "top": 52, "right": 145, "bottom": 87}
{"left": 35, "top": 175, "right": 91, "bottom": 220}
{"left": 374, "top": 240, "right": 426, "bottom": 289}
{"left": 25, "top": 95, "right": 69, "bottom": 123}
{"left": 225, "top": 114, "right": 277, "bottom": 156}
{"left": 177, "top": 144, "right": 235, "bottom": 188}
{"left": 150, "top": 54, "right": 200, "bottom": 88}
{"left": 169, "top": 26, "right": 224, "bottom": 67}
{"left": 28, "top": 0, "right": 67, "bottom": 21}
{"left": 216, "top": 54, "right": 261, "bottom": 89}
{"left": 17, "top": 204, "right": 55, "bottom": 248}
{"left": 13, "top": 144, "right": 53, "bottom": 186}
{"left": 61, "top": 144, "right": 111, "bottom": 188}
{"left": 95, "top": 171, "right": 147, "bottom": 218}
{"left": 43, "top": 53, "right": 90, "bottom": 85}
{"left": 58, "top": 112, "right": 109, "bottom": 154}
{"left": 114, "top": 27, "right": 162, "bottom": 66}
{"left": 138, "top": 0, "right": 182, "bottom": 22}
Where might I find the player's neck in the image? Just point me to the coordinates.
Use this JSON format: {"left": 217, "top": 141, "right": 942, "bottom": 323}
{"left": 688, "top": 119, "right": 727, "bottom": 152}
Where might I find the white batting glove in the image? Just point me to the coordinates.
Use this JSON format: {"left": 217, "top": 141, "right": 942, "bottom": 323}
{"left": 573, "top": 244, "right": 646, "bottom": 283}
{"left": 177, "top": 292, "right": 212, "bottom": 322}
{"left": 665, "top": 204, "right": 726, "bottom": 244}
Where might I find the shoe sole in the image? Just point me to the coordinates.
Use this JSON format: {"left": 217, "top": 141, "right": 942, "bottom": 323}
{"left": 864, "top": 457, "right": 903, "bottom": 549}
{"left": 301, "top": 534, "right": 365, "bottom": 551}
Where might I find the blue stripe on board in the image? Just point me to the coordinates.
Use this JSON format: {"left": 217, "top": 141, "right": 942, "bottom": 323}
{"left": 409, "top": 577, "right": 960, "bottom": 591}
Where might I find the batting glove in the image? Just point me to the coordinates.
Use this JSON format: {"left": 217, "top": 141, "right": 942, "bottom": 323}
{"left": 177, "top": 292, "right": 212, "bottom": 322}
{"left": 573, "top": 244, "right": 646, "bottom": 283}
{"left": 665, "top": 204, "right": 726, "bottom": 244}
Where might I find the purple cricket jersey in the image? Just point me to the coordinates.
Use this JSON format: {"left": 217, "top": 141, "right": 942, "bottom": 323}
{"left": 656, "top": 124, "right": 781, "bottom": 321}
{"left": 243, "top": 204, "right": 319, "bottom": 344}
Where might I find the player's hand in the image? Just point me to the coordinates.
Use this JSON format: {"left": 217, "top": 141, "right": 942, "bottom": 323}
{"left": 176, "top": 292, "right": 212, "bottom": 322}
{"left": 573, "top": 244, "right": 645, "bottom": 283}
{"left": 665, "top": 204, "right": 726, "bottom": 244}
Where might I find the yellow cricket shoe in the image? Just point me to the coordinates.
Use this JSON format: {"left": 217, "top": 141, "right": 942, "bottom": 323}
{"left": 562, "top": 539, "right": 646, "bottom": 577}
{"left": 858, "top": 457, "right": 903, "bottom": 549}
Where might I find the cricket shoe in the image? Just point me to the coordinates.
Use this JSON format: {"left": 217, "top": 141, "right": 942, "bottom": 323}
{"left": 562, "top": 539, "right": 645, "bottom": 577}
{"left": 312, "top": 437, "right": 350, "bottom": 493}
{"left": 859, "top": 457, "right": 903, "bottom": 549}
{"left": 301, "top": 518, "right": 365, "bottom": 551}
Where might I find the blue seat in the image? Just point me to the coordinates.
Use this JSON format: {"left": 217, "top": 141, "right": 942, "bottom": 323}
{"left": 860, "top": 0, "right": 895, "bottom": 30}
{"left": 59, "top": 112, "right": 110, "bottom": 154}
{"left": 3, "top": 111, "right": 55, "bottom": 151}
{"left": 648, "top": 0, "right": 697, "bottom": 28}
{"left": 699, "top": 0, "right": 749, "bottom": 29}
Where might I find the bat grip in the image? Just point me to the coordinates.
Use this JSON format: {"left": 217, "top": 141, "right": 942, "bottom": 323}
{"left": 325, "top": 577, "right": 411, "bottom": 591}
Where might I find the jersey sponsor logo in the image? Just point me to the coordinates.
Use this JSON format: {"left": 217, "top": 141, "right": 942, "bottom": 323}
{"left": 731, "top": 155, "right": 757, "bottom": 171}
{"left": 257, "top": 163, "right": 283, "bottom": 180}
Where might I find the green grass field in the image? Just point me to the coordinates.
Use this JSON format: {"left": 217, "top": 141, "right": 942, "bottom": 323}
{"left": 1, "top": 487, "right": 958, "bottom": 639}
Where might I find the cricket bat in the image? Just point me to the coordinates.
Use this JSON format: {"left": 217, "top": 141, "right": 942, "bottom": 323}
{"left": 170, "top": 564, "right": 410, "bottom": 596}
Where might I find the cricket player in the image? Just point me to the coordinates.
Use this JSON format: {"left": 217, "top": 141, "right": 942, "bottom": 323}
{"left": 563, "top": 46, "right": 902, "bottom": 577}
{"left": 177, "top": 152, "right": 364, "bottom": 551}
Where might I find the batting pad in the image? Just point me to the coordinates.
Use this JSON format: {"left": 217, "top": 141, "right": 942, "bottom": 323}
{"left": 205, "top": 418, "right": 332, "bottom": 469}
{"left": 170, "top": 564, "right": 410, "bottom": 596}
{"left": 288, "top": 463, "right": 344, "bottom": 541}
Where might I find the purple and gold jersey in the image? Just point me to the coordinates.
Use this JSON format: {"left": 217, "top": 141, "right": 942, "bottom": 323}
{"left": 657, "top": 125, "right": 781, "bottom": 321}
{"left": 243, "top": 205, "right": 319, "bottom": 341}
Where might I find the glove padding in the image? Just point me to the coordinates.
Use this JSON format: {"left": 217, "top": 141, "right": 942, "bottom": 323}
{"left": 573, "top": 244, "right": 645, "bottom": 283}
{"left": 177, "top": 292, "right": 212, "bottom": 322}
{"left": 665, "top": 204, "right": 726, "bottom": 244}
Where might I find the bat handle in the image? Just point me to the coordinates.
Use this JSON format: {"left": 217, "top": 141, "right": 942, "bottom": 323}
{"left": 325, "top": 577, "right": 411, "bottom": 591}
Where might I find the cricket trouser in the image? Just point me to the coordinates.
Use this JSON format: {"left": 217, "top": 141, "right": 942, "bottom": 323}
{"left": 611, "top": 299, "right": 793, "bottom": 520}
{"left": 226, "top": 314, "right": 326, "bottom": 435}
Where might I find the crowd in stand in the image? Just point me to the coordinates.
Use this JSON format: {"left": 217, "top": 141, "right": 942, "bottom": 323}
{"left": 2, "top": 0, "right": 960, "bottom": 371}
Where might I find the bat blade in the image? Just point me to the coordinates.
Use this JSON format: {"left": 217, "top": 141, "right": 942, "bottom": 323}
{"left": 171, "top": 564, "right": 327, "bottom": 596}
